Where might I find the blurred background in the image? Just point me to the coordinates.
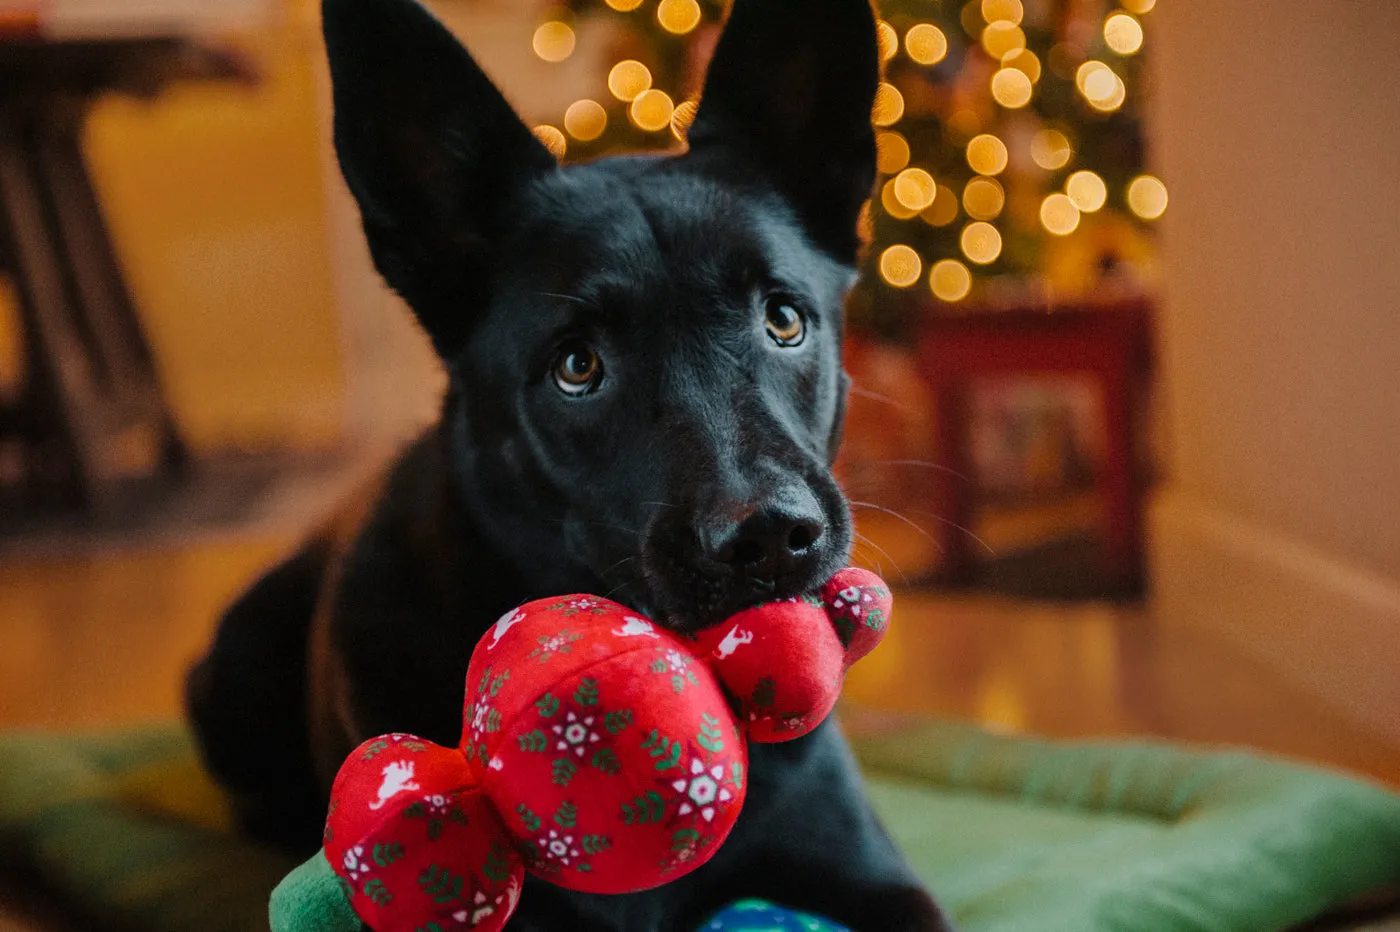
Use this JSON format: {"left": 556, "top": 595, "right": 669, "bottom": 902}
{"left": 0, "top": 0, "right": 1396, "bottom": 871}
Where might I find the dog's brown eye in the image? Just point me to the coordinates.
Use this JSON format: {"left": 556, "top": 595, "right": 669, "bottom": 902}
{"left": 553, "top": 343, "right": 602, "bottom": 396}
{"left": 765, "top": 299, "right": 806, "bottom": 347}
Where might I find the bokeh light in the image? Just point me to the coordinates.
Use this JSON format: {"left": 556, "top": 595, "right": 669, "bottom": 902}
{"left": 963, "top": 176, "right": 1006, "bottom": 220}
{"left": 930, "top": 258, "right": 973, "bottom": 301}
{"left": 1088, "top": 73, "right": 1127, "bottom": 112}
{"left": 1031, "top": 128, "right": 1073, "bottom": 170}
{"left": 531, "top": 124, "right": 567, "bottom": 160}
{"left": 630, "top": 88, "right": 675, "bottom": 132}
{"left": 1127, "top": 175, "right": 1169, "bottom": 219}
{"left": 922, "top": 185, "right": 961, "bottom": 226}
{"left": 877, "top": 20, "right": 899, "bottom": 63}
{"left": 607, "top": 60, "right": 652, "bottom": 102}
{"left": 564, "top": 99, "right": 608, "bottom": 141}
{"left": 966, "top": 134, "right": 1009, "bottom": 175}
{"left": 605, "top": 0, "right": 644, "bottom": 9}
{"left": 905, "top": 23, "right": 949, "bottom": 65}
{"left": 532, "top": 21, "right": 576, "bottom": 63}
{"left": 1104, "top": 13, "right": 1144, "bottom": 55}
{"left": 1040, "top": 193, "right": 1081, "bottom": 235}
{"left": 872, "top": 82, "right": 906, "bottom": 126}
{"left": 670, "top": 99, "right": 698, "bottom": 142}
{"left": 1120, "top": 0, "right": 1156, "bottom": 13}
{"left": 881, "top": 179, "right": 920, "bottom": 220}
{"left": 876, "top": 131, "right": 911, "bottom": 175}
{"left": 657, "top": 0, "right": 701, "bottom": 35}
{"left": 981, "top": 21, "right": 1026, "bottom": 61}
{"left": 961, "top": 222, "right": 1003, "bottom": 264}
{"left": 880, "top": 245, "right": 923, "bottom": 287}
{"left": 981, "top": 0, "right": 1023, "bottom": 26}
{"left": 893, "top": 168, "right": 938, "bottom": 212}
{"left": 1003, "top": 48, "right": 1042, "bottom": 83}
{"left": 991, "top": 68, "right": 1033, "bottom": 108}
{"left": 1066, "top": 170, "right": 1107, "bottom": 212}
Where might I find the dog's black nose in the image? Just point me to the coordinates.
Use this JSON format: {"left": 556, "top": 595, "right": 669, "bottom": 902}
{"left": 708, "top": 497, "right": 826, "bottom": 583}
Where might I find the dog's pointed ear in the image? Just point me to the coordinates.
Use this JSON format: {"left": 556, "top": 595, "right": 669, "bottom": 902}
{"left": 686, "top": 0, "right": 880, "bottom": 263}
{"left": 322, "top": 0, "right": 556, "bottom": 357}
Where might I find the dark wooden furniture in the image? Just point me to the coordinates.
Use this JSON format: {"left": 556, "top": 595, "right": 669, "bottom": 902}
{"left": 913, "top": 299, "right": 1153, "bottom": 589}
{"left": 0, "top": 31, "right": 252, "bottom": 515}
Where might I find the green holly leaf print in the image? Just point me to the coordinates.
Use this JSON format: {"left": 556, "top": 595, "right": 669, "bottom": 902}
{"left": 752, "top": 676, "right": 777, "bottom": 709}
{"left": 554, "top": 800, "right": 578, "bottom": 829}
{"left": 642, "top": 730, "right": 683, "bottom": 771}
{"left": 517, "top": 803, "right": 541, "bottom": 833}
{"left": 427, "top": 818, "right": 443, "bottom": 841}
{"left": 363, "top": 879, "right": 393, "bottom": 906}
{"left": 802, "top": 593, "right": 824, "bottom": 607}
{"left": 360, "top": 740, "right": 389, "bottom": 761}
{"left": 489, "top": 670, "right": 510, "bottom": 697}
{"left": 476, "top": 667, "right": 494, "bottom": 697}
{"left": 604, "top": 709, "right": 633, "bottom": 734}
{"left": 865, "top": 608, "right": 886, "bottom": 631}
{"left": 697, "top": 714, "right": 725, "bottom": 753}
{"left": 581, "top": 834, "right": 612, "bottom": 855}
{"left": 483, "top": 843, "right": 512, "bottom": 883}
{"left": 417, "top": 924, "right": 445, "bottom": 932}
{"left": 552, "top": 758, "right": 578, "bottom": 787}
{"left": 536, "top": 693, "right": 560, "bottom": 718}
{"left": 519, "top": 729, "right": 548, "bottom": 752}
{"left": 335, "top": 876, "right": 354, "bottom": 901}
{"left": 372, "top": 842, "right": 403, "bottom": 867}
{"left": 621, "top": 791, "right": 665, "bottom": 825}
{"left": 400, "top": 740, "right": 428, "bottom": 753}
{"left": 418, "top": 864, "right": 464, "bottom": 905}
{"left": 649, "top": 658, "right": 667, "bottom": 674}
{"left": 671, "top": 828, "right": 701, "bottom": 852}
{"left": 574, "top": 677, "right": 600, "bottom": 707}
{"left": 591, "top": 747, "right": 621, "bottom": 775}
{"left": 403, "top": 802, "right": 426, "bottom": 819}
{"left": 483, "top": 708, "right": 502, "bottom": 734}
{"left": 832, "top": 614, "right": 855, "bottom": 648}
{"left": 731, "top": 761, "right": 745, "bottom": 789}
{"left": 448, "top": 806, "right": 469, "bottom": 826}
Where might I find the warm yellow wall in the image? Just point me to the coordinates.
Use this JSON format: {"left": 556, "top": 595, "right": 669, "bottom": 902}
{"left": 1149, "top": 0, "right": 1400, "bottom": 739}
{"left": 0, "top": 6, "right": 347, "bottom": 456}
{"left": 1152, "top": 0, "right": 1400, "bottom": 580}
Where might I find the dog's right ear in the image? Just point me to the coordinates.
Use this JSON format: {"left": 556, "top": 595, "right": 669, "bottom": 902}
{"left": 322, "top": 0, "right": 556, "bottom": 357}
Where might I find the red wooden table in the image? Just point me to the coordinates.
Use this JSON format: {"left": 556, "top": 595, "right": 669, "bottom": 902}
{"left": 912, "top": 299, "right": 1153, "bottom": 589}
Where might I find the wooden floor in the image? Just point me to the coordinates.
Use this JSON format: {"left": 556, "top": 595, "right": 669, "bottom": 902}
{"left": 2, "top": 524, "right": 1398, "bottom": 790}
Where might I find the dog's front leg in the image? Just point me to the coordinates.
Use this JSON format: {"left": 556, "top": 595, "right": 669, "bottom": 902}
{"left": 687, "top": 720, "right": 956, "bottom": 932}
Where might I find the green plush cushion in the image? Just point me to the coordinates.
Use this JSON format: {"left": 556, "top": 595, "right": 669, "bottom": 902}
{"left": 2, "top": 722, "right": 1397, "bottom": 932}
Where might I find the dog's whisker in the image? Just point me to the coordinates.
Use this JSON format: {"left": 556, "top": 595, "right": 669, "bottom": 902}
{"left": 907, "top": 509, "right": 998, "bottom": 556}
{"left": 847, "top": 500, "right": 941, "bottom": 551}
{"left": 853, "top": 531, "right": 908, "bottom": 584}
{"left": 534, "top": 291, "right": 588, "bottom": 305}
{"left": 870, "top": 459, "right": 972, "bottom": 483}
{"left": 847, "top": 385, "right": 909, "bottom": 413}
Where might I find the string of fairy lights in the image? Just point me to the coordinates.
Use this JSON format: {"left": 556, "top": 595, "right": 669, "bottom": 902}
{"left": 522, "top": 0, "right": 1167, "bottom": 324}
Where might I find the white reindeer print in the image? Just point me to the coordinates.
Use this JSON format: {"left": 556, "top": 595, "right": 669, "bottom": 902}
{"left": 367, "top": 761, "right": 420, "bottom": 810}
{"left": 487, "top": 608, "right": 526, "bottom": 650}
{"left": 715, "top": 626, "right": 754, "bottom": 659}
{"left": 613, "top": 616, "right": 660, "bottom": 639}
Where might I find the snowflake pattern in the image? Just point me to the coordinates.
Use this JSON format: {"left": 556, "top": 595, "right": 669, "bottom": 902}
{"left": 669, "top": 757, "right": 736, "bottom": 823}
{"left": 537, "top": 828, "right": 580, "bottom": 867}
{"left": 552, "top": 710, "right": 601, "bottom": 758}
{"left": 528, "top": 628, "right": 584, "bottom": 663}
{"left": 547, "top": 597, "right": 611, "bottom": 616}
{"left": 341, "top": 844, "right": 371, "bottom": 882}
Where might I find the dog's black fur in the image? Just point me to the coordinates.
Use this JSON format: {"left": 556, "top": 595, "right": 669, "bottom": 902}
{"left": 186, "top": 0, "right": 952, "bottom": 928}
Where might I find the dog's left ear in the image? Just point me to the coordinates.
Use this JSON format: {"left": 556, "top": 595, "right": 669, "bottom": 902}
{"left": 686, "top": 0, "right": 880, "bottom": 264}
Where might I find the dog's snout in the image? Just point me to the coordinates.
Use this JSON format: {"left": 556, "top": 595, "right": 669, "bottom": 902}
{"left": 706, "top": 494, "right": 826, "bottom": 583}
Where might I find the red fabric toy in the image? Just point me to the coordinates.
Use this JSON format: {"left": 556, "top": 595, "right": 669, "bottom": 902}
{"left": 320, "top": 568, "right": 892, "bottom": 932}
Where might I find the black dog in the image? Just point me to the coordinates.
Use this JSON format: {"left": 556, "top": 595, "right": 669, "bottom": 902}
{"left": 187, "top": 0, "right": 952, "bottom": 928}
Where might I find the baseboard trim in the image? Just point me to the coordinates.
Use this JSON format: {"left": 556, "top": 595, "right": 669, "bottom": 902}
{"left": 1148, "top": 490, "right": 1400, "bottom": 744}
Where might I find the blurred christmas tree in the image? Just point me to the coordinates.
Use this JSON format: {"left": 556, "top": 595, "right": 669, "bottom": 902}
{"left": 523, "top": 0, "right": 1167, "bottom": 338}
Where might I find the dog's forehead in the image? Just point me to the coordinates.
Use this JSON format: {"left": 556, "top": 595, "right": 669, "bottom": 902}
{"left": 504, "top": 158, "right": 841, "bottom": 302}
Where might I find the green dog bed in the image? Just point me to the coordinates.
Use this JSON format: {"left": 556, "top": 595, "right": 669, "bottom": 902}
{"left": 1, "top": 720, "right": 1397, "bottom": 931}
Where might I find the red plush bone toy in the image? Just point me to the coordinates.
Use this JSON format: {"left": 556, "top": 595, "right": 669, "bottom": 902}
{"left": 319, "top": 568, "right": 891, "bottom": 932}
